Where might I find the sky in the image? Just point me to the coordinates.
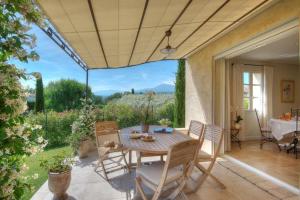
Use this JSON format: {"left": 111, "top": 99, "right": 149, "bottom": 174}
{"left": 11, "top": 25, "right": 178, "bottom": 93}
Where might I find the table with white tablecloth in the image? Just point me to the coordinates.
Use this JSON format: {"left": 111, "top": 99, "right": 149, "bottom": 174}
{"left": 269, "top": 119, "right": 299, "bottom": 140}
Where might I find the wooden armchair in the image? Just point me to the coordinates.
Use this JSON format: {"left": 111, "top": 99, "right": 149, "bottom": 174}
{"left": 135, "top": 139, "right": 199, "bottom": 200}
{"left": 94, "top": 121, "right": 129, "bottom": 181}
{"left": 254, "top": 109, "right": 280, "bottom": 150}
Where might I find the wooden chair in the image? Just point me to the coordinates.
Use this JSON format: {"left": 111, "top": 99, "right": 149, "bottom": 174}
{"left": 94, "top": 121, "right": 129, "bottom": 181}
{"left": 287, "top": 108, "right": 300, "bottom": 159}
{"left": 187, "top": 125, "right": 225, "bottom": 192}
{"left": 135, "top": 139, "right": 199, "bottom": 200}
{"left": 254, "top": 109, "right": 280, "bottom": 150}
{"left": 187, "top": 120, "right": 206, "bottom": 139}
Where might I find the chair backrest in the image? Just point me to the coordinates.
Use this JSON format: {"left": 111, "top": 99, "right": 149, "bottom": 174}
{"left": 254, "top": 109, "right": 264, "bottom": 136}
{"left": 164, "top": 139, "right": 199, "bottom": 175}
{"left": 187, "top": 120, "right": 205, "bottom": 138}
{"left": 291, "top": 108, "right": 300, "bottom": 134}
{"left": 200, "top": 125, "right": 224, "bottom": 158}
{"left": 95, "top": 121, "right": 120, "bottom": 147}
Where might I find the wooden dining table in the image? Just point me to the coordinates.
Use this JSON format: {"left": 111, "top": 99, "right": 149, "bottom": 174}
{"left": 120, "top": 125, "right": 192, "bottom": 166}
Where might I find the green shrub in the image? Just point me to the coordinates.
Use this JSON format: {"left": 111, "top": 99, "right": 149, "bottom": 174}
{"left": 157, "top": 102, "right": 174, "bottom": 124}
{"left": 69, "top": 99, "right": 96, "bottom": 152}
{"left": 101, "top": 99, "right": 174, "bottom": 128}
{"left": 102, "top": 103, "right": 140, "bottom": 128}
{"left": 26, "top": 110, "right": 78, "bottom": 148}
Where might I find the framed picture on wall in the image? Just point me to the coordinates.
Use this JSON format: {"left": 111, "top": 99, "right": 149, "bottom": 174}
{"left": 281, "top": 80, "right": 295, "bottom": 103}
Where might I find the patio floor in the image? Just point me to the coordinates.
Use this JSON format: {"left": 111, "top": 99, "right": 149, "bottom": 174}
{"left": 31, "top": 151, "right": 300, "bottom": 200}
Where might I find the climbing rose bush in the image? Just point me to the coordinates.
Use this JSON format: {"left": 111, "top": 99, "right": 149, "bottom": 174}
{"left": 0, "top": 1, "right": 46, "bottom": 199}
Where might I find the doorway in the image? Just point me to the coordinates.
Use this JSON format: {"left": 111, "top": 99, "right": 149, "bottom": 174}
{"left": 213, "top": 19, "right": 300, "bottom": 188}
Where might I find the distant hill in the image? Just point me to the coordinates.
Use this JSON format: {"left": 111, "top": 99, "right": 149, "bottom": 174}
{"left": 94, "top": 90, "right": 123, "bottom": 97}
{"left": 114, "top": 93, "right": 174, "bottom": 107}
{"left": 94, "top": 84, "right": 175, "bottom": 96}
{"left": 137, "top": 84, "right": 175, "bottom": 94}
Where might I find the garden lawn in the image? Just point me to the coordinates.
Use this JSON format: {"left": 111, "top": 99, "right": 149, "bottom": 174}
{"left": 22, "top": 146, "right": 72, "bottom": 200}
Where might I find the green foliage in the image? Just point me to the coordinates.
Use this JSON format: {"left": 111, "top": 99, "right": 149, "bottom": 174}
{"left": 0, "top": 1, "right": 45, "bottom": 199}
{"left": 35, "top": 76, "right": 44, "bottom": 113}
{"left": 26, "top": 110, "right": 78, "bottom": 148}
{"left": 174, "top": 59, "right": 185, "bottom": 128}
{"left": 234, "top": 115, "right": 243, "bottom": 123}
{"left": 158, "top": 118, "right": 172, "bottom": 126}
{"left": 157, "top": 102, "right": 174, "bottom": 123}
{"left": 39, "top": 151, "right": 74, "bottom": 173}
{"left": 105, "top": 92, "right": 123, "bottom": 103}
{"left": 101, "top": 94, "right": 174, "bottom": 128}
{"left": 69, "top": 99, "right": 96, "bottom": 152}
{"left": 131, "top": 88, "right": 135, "bottom": 94}
{"left": 27, "top": 101, "right": 35, "bottom": 111}
{"left": 92, "top": 95, "right": 104, "bottom": 106}
{"left": 102, "top": 103, "right": 140, "bottom": 128}
{"left": 44, "top": 79, "right": 92, "bottom": 112}
{"left": 137, "top": 92, "right": 155, "bottom": 125}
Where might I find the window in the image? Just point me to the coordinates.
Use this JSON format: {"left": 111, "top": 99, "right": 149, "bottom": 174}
{"left": 243, "top": 71, "right": 262, "bottom": 111}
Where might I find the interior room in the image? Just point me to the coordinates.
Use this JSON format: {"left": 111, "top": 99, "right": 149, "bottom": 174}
{"left": 226, "top": 27, "right": 300, "bottom": 188}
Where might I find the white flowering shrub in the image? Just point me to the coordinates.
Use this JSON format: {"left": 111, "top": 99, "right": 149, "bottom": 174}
{"left": 69, "top": 99, "right": 96, "bottom": 152}
{"left": 0, "top": 1, "right": 46, "bottom": 199}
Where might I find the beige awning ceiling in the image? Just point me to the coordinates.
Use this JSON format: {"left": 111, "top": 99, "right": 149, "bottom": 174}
{"left": 37, "top": 0, "right": 273, "bottom": 69}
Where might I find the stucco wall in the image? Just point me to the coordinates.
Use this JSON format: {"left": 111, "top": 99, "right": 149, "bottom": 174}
{"left": 272, "top": 63, "right": 300, "bottom": 117}
{"left": 185, "top": 0, "right": 300, "bottom": 126}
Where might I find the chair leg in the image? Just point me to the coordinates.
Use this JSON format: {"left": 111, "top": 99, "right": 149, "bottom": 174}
{"left": 166, "top": 179, "right": 187, "bottom": 199}
{"left": 100, "top": 161, "right": 109, "bottom": 181}
{"left": 135, "top": 177, "right": 148, "bottom": 200}
{"left": 151, "top": 187, "right": 163, "bottom": 200}
{"left": 94, "top": 160, "right": 100, "bottom": 171}
{"left": 160, "top": 155, "right": 164, "bottom": 162}
{"left": 137, "top": 153, "right": 142, "bottom": 168}
{"left": 208, "top": 173, "right": 226, "bottom": 189}
{"left": 123, "top": 153, "right": 130, "bottom": 172}
{"left": 195, "top": 163, "right": 225, "bottom": 189}
{"left": 276, "top": 143, "right": 281, "bottom": 151}
{"left": 260, "top": 139, "right": 264, "bottom": 149}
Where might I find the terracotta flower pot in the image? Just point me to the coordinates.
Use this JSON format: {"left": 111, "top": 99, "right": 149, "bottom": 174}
{"left": 48, "top": 169, "right": 71, "bottom": 200}
{"left": 78, "top": 139, "right": 90, "bottom": 158}
{"left": 141, "top": 124, "right": 150, "bottom": 133}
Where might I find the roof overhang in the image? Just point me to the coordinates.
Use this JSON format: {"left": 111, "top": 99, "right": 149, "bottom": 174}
{"left": 37, "top": 0, "right": 275, "bottom": 69}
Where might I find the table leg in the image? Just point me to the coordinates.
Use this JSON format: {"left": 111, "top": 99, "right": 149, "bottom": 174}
{"left": 129, "top": 150, "right": 132, "bottom": 168}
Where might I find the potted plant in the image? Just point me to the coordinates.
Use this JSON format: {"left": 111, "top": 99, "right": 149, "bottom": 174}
{"left": 234, "top": 115, "right": 243, "bottom": 129}
{"left": 69, "top": 98, "right": 96, "bottom": 158}
{"left": 40, "top": 152, "right": 74, "bottom": 200}
{"left": 139, "top": 92, "right": 155, "bottom": 133}
{"left": 159, "top": 118, "right": 172, "bottom": 127}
